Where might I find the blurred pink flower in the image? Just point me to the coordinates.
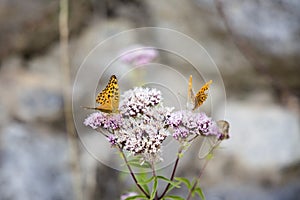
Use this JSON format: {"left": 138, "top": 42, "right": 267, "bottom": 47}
{"left": 120, "top": 46, "right": 158, "bottom": 65}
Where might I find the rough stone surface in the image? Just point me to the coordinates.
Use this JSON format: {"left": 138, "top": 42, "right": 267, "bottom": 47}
{"left": 0, "top": 67, "right": 63, "bottom": 123}
{"left": 147, "top": 0, "right": 300, "bottom": 97}
{"left": 0, "top": 123, "right": 73, "bottom": 200}
{"left": 206, "top": 181, "right": 300, "bottom": 200}
{"left": 220, "top": 96, "right": 300, "bottom": 169}
{"left": 0, "top": 0, "right": 299, "bottom": 199}
{"left": 195, "top": 0, "right": 300, "bottom": 97}
{"left": 0, "top": 0, "right": 91, "bottom": 60}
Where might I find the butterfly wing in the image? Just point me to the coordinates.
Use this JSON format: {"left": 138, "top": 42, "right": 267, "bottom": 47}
{"left": 198, "top": 136, "right": 219, "bottom": 159}
{"left": 193, "top": 80, "right": 212, "bottom": 111}
{"left": 187, "top": 75, "right": 195, "bottom": 110}
{"left": 82, "top": 75, "right": 118, "bottom": 113}
{"left": 110, "top": 75, "right": 119, "bottom": 113}
{"left": 95, "top": 75, "right": 119, "bottom": 113}
{"left": 95, "top": 90, "right": 113, "bottom": 112}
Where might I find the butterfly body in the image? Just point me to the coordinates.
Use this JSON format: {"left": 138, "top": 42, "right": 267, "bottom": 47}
{"left": 84, "top": 75, "right": 119, "bottom": 113}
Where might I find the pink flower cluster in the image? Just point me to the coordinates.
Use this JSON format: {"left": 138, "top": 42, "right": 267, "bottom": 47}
{"left": 84, "top": 87, "right": 172, "bottom": 163}
{"left": 83, "top": 112, "right": 122, "bottom": 130}
{"left": 166, "top": 110, "right": 220, "bottom": 141}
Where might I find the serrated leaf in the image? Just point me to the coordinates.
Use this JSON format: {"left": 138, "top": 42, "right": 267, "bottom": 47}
{"left": 174, "top": 177, "right": 192, "bottom": 189}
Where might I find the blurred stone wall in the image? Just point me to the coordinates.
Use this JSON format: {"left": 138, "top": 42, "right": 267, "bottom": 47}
{"left": 0, "top": 0, "right": 299, "bottom": 200}
{"left": 0, "top": 0, "right": 91, "bottom": 60}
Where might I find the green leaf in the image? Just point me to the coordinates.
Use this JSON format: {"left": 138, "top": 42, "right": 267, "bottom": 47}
{"left": 156, "top": 176, "right": 180, "bottom": 188}
{"left": 143, "top": 185, "right": 150, "bottom": 195}
{"left": 135, "top": 173, "right": 151, "bottom": 194}
{"left": 193, "top": 187, "right": 206, "bottom": 200}
{"left": 125, "top": 195, "right": 148, "bottom": 200}
{"left": 138, "top": 176, "right": 155, "bottom": 185}
{"left": 150, "top": 177, "right": 158, "bottom": 200}
{"left": 135, "top": 171, "right": 148, "bottom": 181}
{"left": 163, "top": 195, "right": 185, "bottom": 200}
{"left": 174, "top": 177, "right": 192, "bottom": 189}
{"left": 129, "top": 159, "right": 143, "bottom": 164}
{"left": 126, "top": 158, "right": 151, "bottom": 168}
{"left": 166, "top": 182, "right": 182, "bottom": 195}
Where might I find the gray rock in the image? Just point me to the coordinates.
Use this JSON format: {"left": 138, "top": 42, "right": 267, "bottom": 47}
{"left": 145, "top": 0, "right": 252, "bottom": 73}
{"left": 193, "top": 0, "right": 300, "bottom": 65}
{"left": 205, "top": 180, "right": 300, "bottom": 200}
{"left": 272, "top": 181, "right": 300, "bottom": 200}
{"left": 0, "top": 0, "right": 91, "bottom": 60}
{"left": 206, "top": 184, "right": 273, "bottom": 200}
{"left": 0, "top": 65, "right": 64, "bottom": 123}
{"left": 0, "top": 123, "right": 73, "bottom": 200}
{"left": 14, "top": 86, "right": 63, "bottom": 123}
{"left": 220, "top": 0, "right": 300, "bottom": 59}
{"left": 0, "top": 97, "right": 10, "bottom": 127}
{"left": 195, "top": 0, "right": 300, "bottom": 97}
{"left": 219, "top": 94, "right": 300, "bottom": 169}
{"left": 147, "top": 0, "right": 300, "bottom": 97}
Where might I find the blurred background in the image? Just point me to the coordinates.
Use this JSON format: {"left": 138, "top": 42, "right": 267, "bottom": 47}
{"left": 0, "top": 0, "right": 299, "bottom": 199}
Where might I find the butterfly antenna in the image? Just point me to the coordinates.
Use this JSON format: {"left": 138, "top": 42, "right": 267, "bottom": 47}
{"left": 81, "top": 106, "right": 97, "bottom": 110}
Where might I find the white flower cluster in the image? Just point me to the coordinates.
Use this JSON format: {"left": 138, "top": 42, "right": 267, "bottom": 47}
{"left": 84, "top": 87, "right": 226, "bottom": 163}
{"left": 84, "top": 87, "right": 173, "bottom": 163}
{"left": 117, "top": 88, "right": 173, "bottom": 162}
{"left": 119, "top": 87, "right": 162, "bottom": 116}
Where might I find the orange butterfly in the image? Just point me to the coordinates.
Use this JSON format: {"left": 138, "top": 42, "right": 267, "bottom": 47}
{"left": 84, "top": 75, "right": 119, "bottom": 113}
{"left": 187, "top": 75, "right": 212, "bottom": 110}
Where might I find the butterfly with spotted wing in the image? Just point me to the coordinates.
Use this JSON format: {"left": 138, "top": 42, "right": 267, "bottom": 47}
{"left": 83, "top": 75, "right": 119, "bottom": 113}
{"left": 187, "top": 75, "right": 212, "bottom": 110}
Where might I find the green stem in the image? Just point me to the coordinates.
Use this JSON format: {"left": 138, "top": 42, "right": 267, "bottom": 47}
{"left": 186, "top": 158, "right": 210, "bottom": 200}
{"left": 159, "top": 146, "right": 183, "bottom": 199}
{"left": 119, "top": 148, "right": 150, "bottom": 198}
{"left": 151, "top": 161, "right": 158, "bottom": 200}
{"left": 186, "top": 138, "right": 222, "bottom": 200}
